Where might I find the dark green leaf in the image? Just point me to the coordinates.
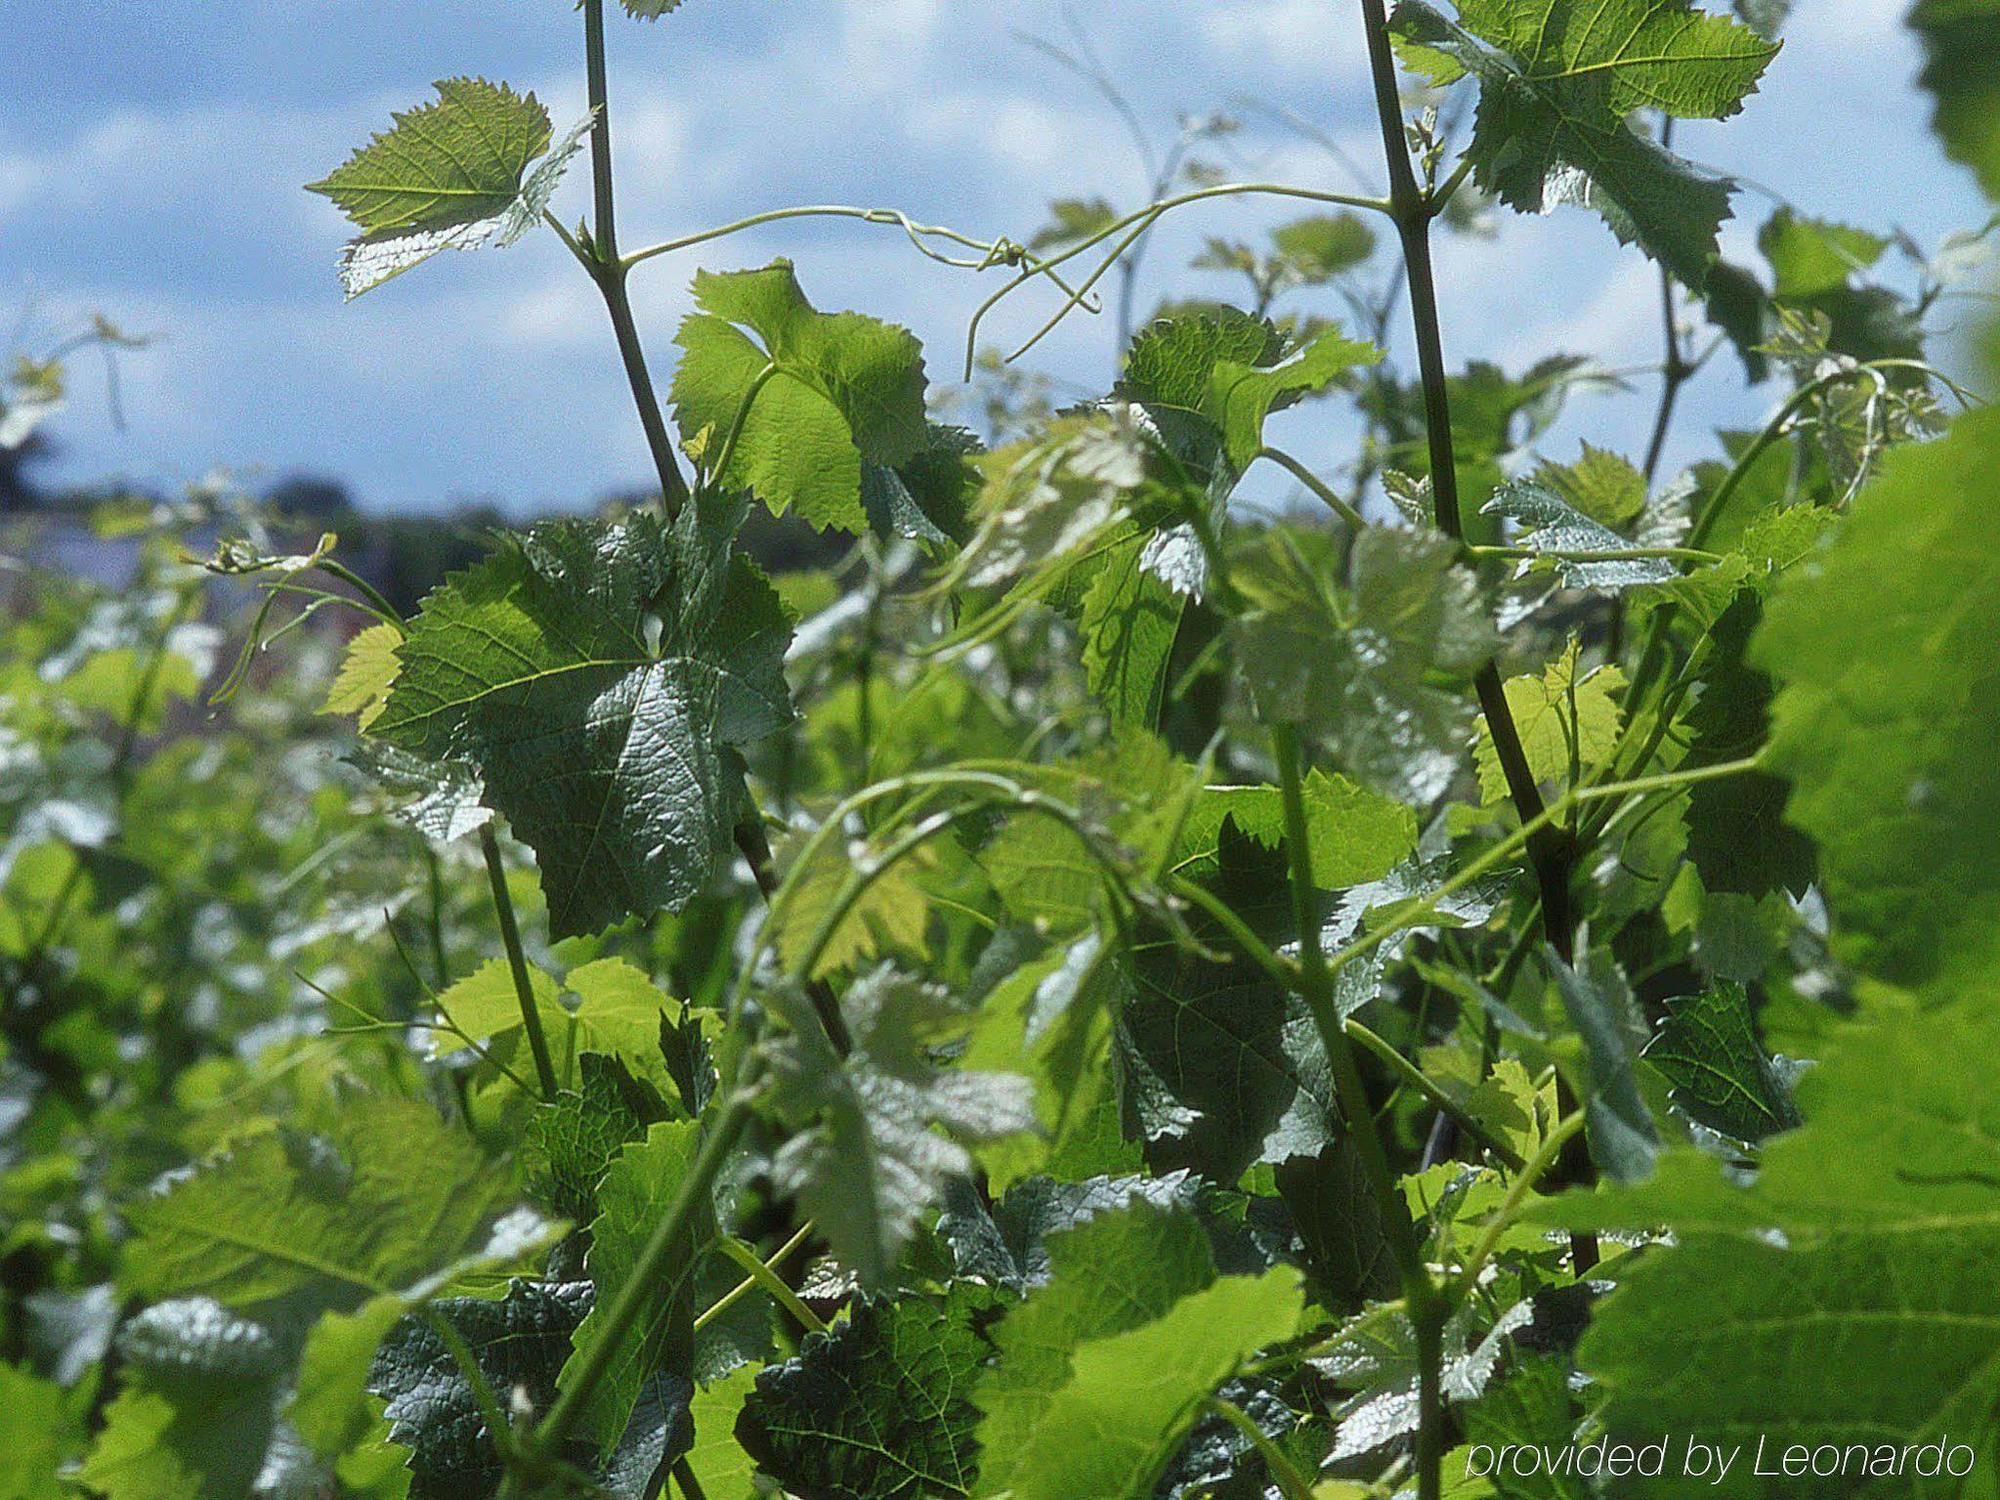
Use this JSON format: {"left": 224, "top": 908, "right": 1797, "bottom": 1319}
{"left": 737, "top": 1286, "right": 996, "bottom": 1500}
{"left": 371, "top": 504, "right": 793, "bottom": 937}
{"left": 1392, "top": 0, "right": 1778, "bottom": 284}
{"left": 1646, "top": 982, "right": 1800, "bottom": 1143}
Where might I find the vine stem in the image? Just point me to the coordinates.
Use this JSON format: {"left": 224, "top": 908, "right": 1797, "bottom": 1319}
{"left": 1273, "top": 725, "right": 1446, "bottom": 1500}
{"left": 479, "top": 825, "right": 560, "bottom": 1101}
{"left": 581, "top": 0, "right": 691, "bottom": 520}
{"left": 513, "top": 1089, "right": 758, "bottom": 1482}
{"left": 1357, "top": 0, "right": 1597, "bottom": 1284}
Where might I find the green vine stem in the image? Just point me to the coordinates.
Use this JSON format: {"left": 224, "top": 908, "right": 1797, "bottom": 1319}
{"left": 511, "top": 1088, "right": 760, "bottom": 1487}
{"left": 478, "top": 824, "right": 560, "bottom": 1101}
{"left": 1274, "top": 723, "right": 1447, "bottom": 1500}
{"left": 579, "top": 0, "right": 691, "bottom": 518}
{"left": 1355, "top": 0, "right": 1605, "bottom": 1286}
{"left": 716, "top": 1235, "right": 828, "bottom": 1335}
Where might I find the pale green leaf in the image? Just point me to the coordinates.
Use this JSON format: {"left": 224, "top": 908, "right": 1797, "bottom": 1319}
{"left": 670, "top": 260, "right": 929, "bottom": 532}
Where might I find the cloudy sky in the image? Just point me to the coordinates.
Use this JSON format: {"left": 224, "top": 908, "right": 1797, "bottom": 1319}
{"left": 2, "top": 0, "right": 1985, "bottom": 517}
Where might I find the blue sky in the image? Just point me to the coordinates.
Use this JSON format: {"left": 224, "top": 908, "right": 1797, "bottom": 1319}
{"left": 2, "top": 0, "right": 1987, "bottom": 517}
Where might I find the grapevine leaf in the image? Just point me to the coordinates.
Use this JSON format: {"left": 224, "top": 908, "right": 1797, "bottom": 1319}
{"left": 1910, "top": 0, "right": 2000, "bottom": 200}
{"left": 671, "top": 261, "right": 929, "bottom": 533}
{"left": 761, "top": 966, "right": 1038, "bottom": 1286}
{"left": 1315, "top": 1298, "right": 1534, "bottom": 1462}
{"left": 370, "top": 504, "right": 794, "bottom": 938}
{"left": 1473, "top": 640, "right": 1626, "bottom": 805}
{"left": 322, "top": 622, "right": 401, "bottom": 729}
{"left": 79, "top": 1301, "right": 282, "bottom": 1500}
{"left": 1751, "top": 405, "right": 2000, "bottom": 998}
{"left": 950, "top": 409, "right": 1183, "bottom": 591}
{"left": 1645, "top": 981, "right": 1799, "bottom": 1144}
{"left": 683, "top": 1363, "right": 762, "bottom": 1500}
{"left": 122, "top": 1100, "right": 508, "bottom": 1307}
{"left": 737, "top": 1286, "right": 996, "bottom": 1500}
{"left": 1534, "top": 443, "right": 1648, "bottom": 529}
{"left": 973, "top": 1201, "right": 1220, "bottom": 1498}
{"left": 307, "top": 79, "right": 588, "bottom": 298}
{"left": 1206, "top": 325, "right": 1379, "bottom": 471}
{"left": 1232, "top": 526, "right": 1497, "bottom": 803}
{"left": 1759, "top": 207, "right": 1888, "bottom": 300}
{"left": 1528, "top": 1001, "right": 2000, "bottom": 1494}
{"left": 1682, "top": 595, "right": 1816, "bottom": 897}
{"left": 1271, "top": 212, "right": 1379, "bottom": 281}
{"left": 1124, "top": 819, "right": 1337, "bottom": 1181}
{"left": 369, "top": 1279, "right": 586, "bottom": 1498}
{"left": 559, "top": 1121, "right": 704, "bottom": 1454}
{"left": 346, "top": 739, "right": 491, "bottom": 843}
{"left": 1546, "top": 947, "right": 1660, "bottom": 1182}
{"left": 1482, "top": 479, "right": 1678, "bottom": 590}
{"left": 0, "top": 1363, "right": 82, "bottom": 1500}
{"left": 1173, "top": 768, "right": 1418, "bottom": 889}
{"left": 1463, "top": 1356, "right": 1585, "bottom": 1500}
{"left": 290, "top": 1210, "right": 562, "bottom": 1472}
{"left": 1391, "top": 0, "right": 1778, "bottom": 284}
{"left": 1079, "top": 535, "right": 1185, "bottom": 730}
{"left": 936, "top": 1171, "right": 1202, "bottom": 1295}
{"left": 981, "top": 1224, "right": 1303, "bottom": 1498}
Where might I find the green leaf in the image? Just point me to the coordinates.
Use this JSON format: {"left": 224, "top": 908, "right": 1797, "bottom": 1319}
{"left": 1271, "top": 213, "right": 1379, "bottom": 282}
{"left": 306, "top": 79, "right": 588, "bottom": 298}
{"left": 1528, "top": 1001, "right": 2000, "bottom": 1494}
{"left": 738, "top": 1287, "right": 995, "bottom": 1500}
{"left": 978, "top": 1210, "right": 1304, "bottom": 1499}
{"left": 1758, "top": 207, "right": 1888, "bottom": 300}
{"left": 1682, "top": 595, "right": 1816, "bottom": 898}
{"left": 1911, "top": 0, "right": 2000, "bottom": 200}
{"left": 369, "top": 1279, "right": 590, "bottom": 1498}
{"left": 1392, "top": 0, "right": 1779, "bottom": 284}
{"left": 560, "top": 1121, "right": 704, "bottom": 1454}
{"left": 1232, "top": 526, "right": 1497, "bottom": 802}
{"left": 80, "top": 1301, "right": 283, "bottom": 1500}
{"left": 1645, "top": 981, "right": 1799, "bottom": 1144}
{"left": 523, "top": 1056, "right": 657, "bottom": 1223}
{"left": 974, "top": 1202, "right": 1218, "bottom": 1497}
{"left": 1752, "top": 405, "right": 2000, "bottom": 998}
{"left": 370, "top": 505, "right": 794, "bottom": 937}
{"left": 1534, "top": 443, "right": 1648, "bottom": 530}
{"left": 1473, "top": 640, "right": 1626, "bottom": 805}
{"left": 291, "top": 1210, "right": 562, "bottom": 1471}
{"left": 951, "top": 410, "right": 1182, "bottom": 593}
{"left": 1546, "top": 947, "right": 1660, "bottom": 1182}
{"left": 937, "top": 1172, "right": 1202, "bottom": 1295}
{"left": 1124, "top": 819, "right": 1337, "bottom": 1181}
{"left": 684, "top": 1363, "right": 762, "bottom": 1500}
{"left": 621, "top": 0, "right": 689, "bottom": 16}
{"left": 1078, "top": 535, "right": 1186, "bottom": 730}
{"left": 0, "top": 1363, "right": 86, "bottom": 1500}
{"left": 1030, "top": 196, "right": 1119, "bottom": 253}
{"left": 1174, "top": 768, "right": 1418, "bottom": 890}
{"left": 769, "top": 835, "right": 933, "bottom": 980}
{"left": 1482, "top": 479, "right": 1678, "bottom": 590}
{"left": 979, "top": 733, "right": 1201, "bottom": 937}
{"left": 1463, "top": 1356, "right": 1585, "bottom": 1500}
{"left": 671, "top": 260, "right": 929, "bottom": 532}
{"left": 123, "top": 1100, "right": 508, "bottom": 1306}
{"left": 761, "top": 966, "right": 1037, "bottom": 1286}
{"left": 322, "top": 622, "right": 401, "bottom": 729}
{"left": 1207, "top": 325, "right": 1379, "bottom": 471}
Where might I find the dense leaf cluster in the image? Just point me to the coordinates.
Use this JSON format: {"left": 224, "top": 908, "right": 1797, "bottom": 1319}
{"left": 6, "top": 3, "right": 2000, "bottom": 1499}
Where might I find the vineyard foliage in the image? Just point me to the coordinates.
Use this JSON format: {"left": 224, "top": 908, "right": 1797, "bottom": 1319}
{"left": 5, "top": 2, "right": 2000, "bottom": 1498}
